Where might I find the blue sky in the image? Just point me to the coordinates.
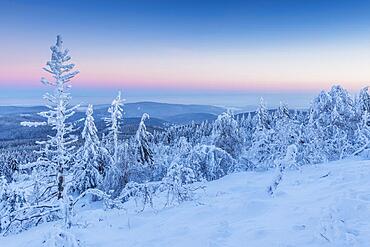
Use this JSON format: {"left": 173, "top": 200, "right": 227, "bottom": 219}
{"left": 1, "top": 0, "right": 369, "bottom": 107}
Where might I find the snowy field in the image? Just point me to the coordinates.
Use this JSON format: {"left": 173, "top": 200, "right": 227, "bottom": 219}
{"left": 2, "top": 158, "right": 370, "bottom": 247}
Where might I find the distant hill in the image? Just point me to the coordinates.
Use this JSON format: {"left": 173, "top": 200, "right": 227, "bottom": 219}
{"left": 165, "top": 113, "right": 218, "bottom": 125}
{"left": 0, "top": 102, "right": 226, "bottom": 146}
{"left": 0, "top": 106, "right": 48, "bottom": 115}
{"left": 92, "top": 101, "right": 225, "bottom": 118}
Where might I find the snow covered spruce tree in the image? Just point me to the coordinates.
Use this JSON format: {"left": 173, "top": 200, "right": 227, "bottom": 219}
{"left": 18, "top": 35, "right": 79, "bottom": 231}
{"left": 105, "top": 91, "right": 125, "bottom": 164}
{"left": 248, "top": 98, "right": 276, "bottom": 170}
{"left": 72, "top": 104, "right": 103, "bottom": 193}
{"left": 273, "top": 102, "right": 299, "bottom": 160}
{"left": 135, "top": 113, "right": 154, "bottom": 168}
{"left": 37, "top": 35, "right": 79, "bottom": 202}
{"left": 238, "top": 113, "right": 253, "bottom": 149}
{"left": 103, "top": 91, "right": 128, "bottom": 195}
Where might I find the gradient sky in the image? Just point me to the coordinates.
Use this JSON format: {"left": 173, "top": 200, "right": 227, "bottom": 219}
{"left": 1, "top": 0, "right": 370, "bottom": 106}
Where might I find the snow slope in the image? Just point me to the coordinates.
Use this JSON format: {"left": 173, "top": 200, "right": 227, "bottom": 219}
{"left": 2, "top": 158, "right": 370, "bottom": 246}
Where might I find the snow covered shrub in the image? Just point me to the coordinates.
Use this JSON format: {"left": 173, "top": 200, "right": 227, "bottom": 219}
{"left": 149, "top": 136, "right": 190, "bottom": 182}
{"left": 188, "top": 144, "right": 235, "bottom": 181}
{"left": 118, "top": 181, "right": 161, "bottom": 210}
{"left": 43, "top": 226, "right": 80, "bottom": 247}
{"left": 151, "top": 143, "right": 171, "bottom": 181}
{"left": 162, "top": 162, "right": 197, "bottom": 206}
{"left": 0, "top": 157, "right": 18, "bottom": 183}
{"left": 0, "top": 177, "right": 29, "bottom": 234}
{"left": 317, "top": 207, "right": 357, "bottom": 245}
{"left": 268, "top": 144, "right": 298, "bottom": 196}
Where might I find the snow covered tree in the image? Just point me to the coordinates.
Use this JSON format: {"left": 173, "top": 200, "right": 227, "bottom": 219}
{"left": 34, "top": 35, "right": 79, "bottom": 201}
{"left": 105, "top": 91, "right": 125, "bottom": 164}
{"left": 255, "top": 98, "right": 271, "bottom": 130}
{"left": 307, "top": 86, "right": 356, "bottom": 161}
{"left": 103, "top": 92, "right": 128, "bottom": 196}
{"left": 192, "top": 120, "right": 212, "bottom": 144}
{"left": 353, "top": 110, "right": 370, "bottom": 157}
{"left": 239, "top": 113, "right": 253, "bottom": 149}
{"left": 16, "top": 35, "right": 79, "bottom": 231}
{"left": 0, "top": 157, "right": 18, "bottom": 183}
{"left": 212, "top": 111, "right": 244, "bottom": 158}
{"left": 72, "top": 105, "right": 103, "bottom": 193}
{"left": 248, "top": 98, "right": 276, "bottom": 170}
{"left": 21, "top": 35, "right": 79, "bottom": 196}
{"left": 135, "top": 113, "right": 154, "bottom": 167}
{"left": 296, "top": 121, "right": 327, "bottom": 165}
{"left": 355, "top": 86, "right": 370, "bottom": 117}
{"left": 329, "top": 106, "right": 351, "bottom": 159}
{"left": 273, "top": 102, "right": 299, "bottom": 160}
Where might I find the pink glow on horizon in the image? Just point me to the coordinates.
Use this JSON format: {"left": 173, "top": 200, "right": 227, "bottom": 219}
{"left": 0, "top": 72, "right": 368, "bottom": 93}
{"left": 0, "top": 42, "right": 369, "bottom": 93}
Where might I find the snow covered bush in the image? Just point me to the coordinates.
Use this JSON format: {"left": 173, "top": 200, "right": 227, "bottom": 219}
{"left": 268, "top": 144, "right": 298, "bottom": 196}
{"left": 0, "top": 157, "right": 19, "bottom": 183}
{"left": 118, "top": 181, "right": 161, "bottom": 211}
{"left": 43, "top": 226, "right": 80, "bottom": 247}
{"left": 161, "top": 162, "right": 197, "bottom": 206}
{"left": 0, "top": 177, "right": 29, "bottom": 234}
{"left": 188, "top": 144, "right": 235, "bottom": 181}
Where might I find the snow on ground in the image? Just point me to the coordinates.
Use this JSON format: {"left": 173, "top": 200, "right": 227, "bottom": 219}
{"left": 2, "top": 158, "right": 370, "bottom": 247}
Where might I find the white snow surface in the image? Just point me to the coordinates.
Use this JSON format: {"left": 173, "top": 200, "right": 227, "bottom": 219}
{"left": 2, "top": 158, "right": 370, "bottom": 246}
